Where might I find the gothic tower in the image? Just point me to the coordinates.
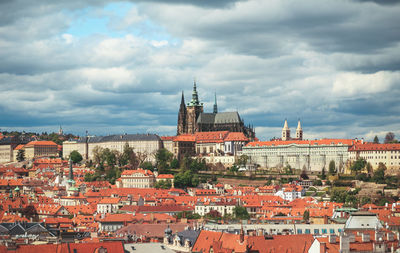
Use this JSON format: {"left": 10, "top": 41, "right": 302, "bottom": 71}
{"left": 213, "top": 92, "right": 218, "bottom": 114}
{"left": 282, "top": 119, "right": 291, "bottom": 141}
{"left": 296, "top": 119, "right": 303, "bottom": 140}
{"left": 177, "top": 91, "right": 187, "bottom": 135}
{"left": 186, "top": 81, "right": 203, "bottom": 134}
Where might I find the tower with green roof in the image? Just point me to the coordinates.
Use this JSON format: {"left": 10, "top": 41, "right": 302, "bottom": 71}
{"left": 186, "top": 80, "right": 203, "bottom": 134}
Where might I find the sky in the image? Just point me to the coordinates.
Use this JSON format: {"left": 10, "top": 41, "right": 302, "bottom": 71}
{"left": 0, "top": 0, "right": 399, "bottom": 142}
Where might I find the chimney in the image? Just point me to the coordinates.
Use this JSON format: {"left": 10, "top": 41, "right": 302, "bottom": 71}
{"left": 375, "top": 231, "right": 383, "bottom": 241}
{"left": 340, "top": 234, "right": 350, "bottom": 252}
{"left": 320, "top": 242, "right": 327, "bottom": 253}
{"left": 348, "top": 233, "right": 355, "bottom": 243}
{"left": 239, "top": 226, "right": 245, "bottom": 243}
{"left": 387, "top": 232, "right": 394, "bottom": 241}
{"left": 362, "top": 233, "right": 370, "bottom": 242}
{"left": 329, "top": 234, "right": 337, "bottom": 244}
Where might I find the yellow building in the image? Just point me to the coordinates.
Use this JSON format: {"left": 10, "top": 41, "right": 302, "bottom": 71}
{"left": 24, "top": 141, "right": 58, "bottom": 160}
{"left": 117, "top": 169, "right": 155, "bottom": 188}
{"left": 349, "top": 143, "right": 400, "bottom": 173}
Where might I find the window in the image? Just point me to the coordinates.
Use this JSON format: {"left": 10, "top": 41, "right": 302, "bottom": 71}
{"left": 314, "top": 229, "right": 319, "bottom": 234}
{"left": 297, "top": 229, "right": 302, "bottom": 234}
{"left": 305, "top": 229, "right": 311, "bottom": 234}
{"left": 330, "top": 229, "right": 335, "bottom": 234}
{"left": 322, "top": 229, "right": 327, "bottom": 234}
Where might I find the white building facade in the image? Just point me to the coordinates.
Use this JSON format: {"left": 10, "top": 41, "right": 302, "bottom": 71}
{"left": 242, "top": 139, "right": 361, "bottom": 172}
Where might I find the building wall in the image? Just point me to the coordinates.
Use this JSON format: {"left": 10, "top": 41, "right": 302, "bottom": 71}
{"left": 349, "top": 149, "right": 400, "bottom": 171}
{"left": 63, "top": 139, "right": 161, "bottom": 163}
{"left": 0, "top": 145, "right": 13, "bottom": 163}
{"left": 63, "top": 141, "right": 86, "bottom": 159}
{"left": 194, "top": 203, "right": 235, "bottom": 216}
{"left": 121, "top": 174, "right": 155, "bottom": 188}
{"left": 199, "top": 155, "right": 235, "bottom": 167}
{"left": 242, "top": 144, "right": 349, "bottom": 172}
{"left": 24, "top": 145, "right": 58, "bottom": 160}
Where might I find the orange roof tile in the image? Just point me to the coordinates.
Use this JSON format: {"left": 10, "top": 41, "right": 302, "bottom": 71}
{"left": 246, "top": 138, "right": 361, "bottom": 147}
{"left": 25, "top": 140, "right": 58, "bottom": 147}
{"left": 350, "top": 143, "right": 400, "bottom": 151}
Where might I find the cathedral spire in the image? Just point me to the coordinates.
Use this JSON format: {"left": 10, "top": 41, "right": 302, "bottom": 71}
{"left": 213, "top": 92, "right": 218, "bottom": 114}
{"left": 189, "top": 80, "right": 200, "bottom": 106}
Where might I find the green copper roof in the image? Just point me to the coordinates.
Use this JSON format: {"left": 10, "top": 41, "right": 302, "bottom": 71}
{"left": 188, "top": 81, "right": 202, "bottom": 106}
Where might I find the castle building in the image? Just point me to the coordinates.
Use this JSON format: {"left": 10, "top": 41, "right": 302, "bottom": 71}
{"left": 177, "top": 81, "right": 255, "bottom": 140}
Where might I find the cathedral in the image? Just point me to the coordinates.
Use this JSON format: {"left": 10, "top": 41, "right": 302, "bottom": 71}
{"left": 177, "top": 81, "right": 256, "bottom": 140}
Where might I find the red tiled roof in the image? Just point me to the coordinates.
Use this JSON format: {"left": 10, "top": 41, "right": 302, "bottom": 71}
{"left": 195, "top": 131, "right": 229, "bottom": 143}
{"left": 25, "top": 141, "right": 58, "bottom": 147}
{"left": 349, "top": 143, "right": 400, "bottom": 151}
{"left": 157, "top": 174, "right": 174, "bottom": 179}
{"left": 161, "top": 136, "right": 175, "bottom": 141}
{"left": 173, "top": 134, "right": 196, "bottom": 142}
{"left": 98, "top": 197, "right": 120, "bottom": 204}
{"left": 246, "top": 138, "right": 361, "bottom": 147}
{"left": 224, "top": 132, "right": 249, "bottom": 142}
{"left": 121, "top": 169, "right": 154, "bottom": 176}
{"left": 14, "top": 144, "right": 25, "bottom": 150}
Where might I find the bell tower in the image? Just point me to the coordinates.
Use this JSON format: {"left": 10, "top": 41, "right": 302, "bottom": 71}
{"left": 282, "top": 119, "right": 291, "bottom": 141}
{"left": 186, "top": 80, "right": 203, "bottom": 134}
{"left": 296, "top": 119, "right": 303, "bottom": 140}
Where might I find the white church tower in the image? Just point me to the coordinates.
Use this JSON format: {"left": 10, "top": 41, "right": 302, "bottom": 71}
{"left": 296, "top": 119, "right": 303, "bottom": 140}
{"left": 282, "top": 119, "right": 291, "bottom": 141}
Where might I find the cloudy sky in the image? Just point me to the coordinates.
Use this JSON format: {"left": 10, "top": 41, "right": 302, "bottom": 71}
{"left": 1, "top": 0, "right": 399, "bottom": 141}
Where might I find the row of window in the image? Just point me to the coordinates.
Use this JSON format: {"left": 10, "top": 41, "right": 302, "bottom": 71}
{"left": 297, "top": 228, "right": 342, "bottom": 234}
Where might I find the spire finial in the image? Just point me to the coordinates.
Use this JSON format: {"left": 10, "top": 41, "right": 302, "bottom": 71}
{"left": 189, "top": 78, "right": 200, "bottom": 106}
{"left": 213, "top": 92, "right": 218, "bottom": 114}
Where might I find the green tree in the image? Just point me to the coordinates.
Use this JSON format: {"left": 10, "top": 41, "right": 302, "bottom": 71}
{"left": 170, "top": 158, "right": 179, "bottom": 169}
{"left": 120, "top": 142, "right": 139, "bottom": 168}
{"left": 140, "top": 161, "right": 154, "bottom": 171}
{"left": 154, "top": 179, "right": 172, "bottom": 189}
{"left": 384, "top": 132, "right": 395, "bottom": 144}
{"left": 174, "top": 170, "right": 199, "bottom": 189}
{"left": 373, "top": 163, "right": 386, "bottom": 184}
{"left": 236, "top": 155, "right": 249, "bottom": 167}
{"left": 16, "top": 149, "right": 25, "bottom": 162}
{"left": 234, "top": 206, "right": 250, "bottom": 220}
{"left": 70, "top": 150, "right": 83, "bottom": 164}
{"left": 92, "top": 146, "right": 104, "bottom": 165}
{"left": 366, "top": 162, "right": 373, "bottom": 177}
{"left": 328, "top": 160, "right": 336, "bottom": 175}
{"left": 321, "top": 166, "right": 326, "bottom": 179}
{"left": 350, "top": 158, "right": 366, "bottom": 175}
{"left": 373, "top": 135, "right": 379, "bottom": 144}
{"left": 156, "top": 148, "right": 173, "bottom": 173}
{"left": 300, "top": 166, "right": 309, "bottom": 180}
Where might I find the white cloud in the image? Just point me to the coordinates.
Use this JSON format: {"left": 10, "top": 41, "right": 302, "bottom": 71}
{"left": 332, "top": 71, "right": 400, "bottom": 97}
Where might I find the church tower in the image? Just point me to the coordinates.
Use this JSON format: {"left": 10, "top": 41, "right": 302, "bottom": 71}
{"left": 213, "top": 92, "right": 218, "bottom": 114}
{"left": 186, "top": 81, "right": 203, "bottom": 134}
{"left": 177, "top": 91, "right": 187, "bottom": 135}
{"left": 282, "top": 119, "right": 291, "bottom": 141}
{"left": 296, "top": 119, "right": 303, "bottom": 140}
